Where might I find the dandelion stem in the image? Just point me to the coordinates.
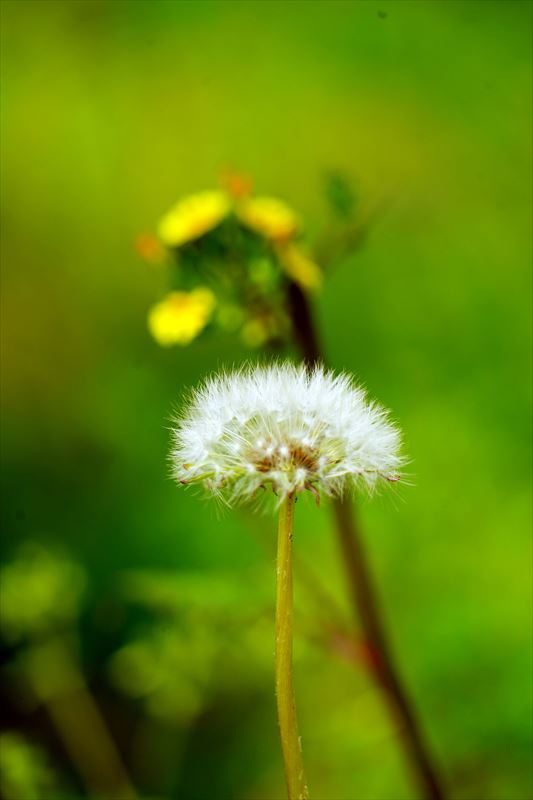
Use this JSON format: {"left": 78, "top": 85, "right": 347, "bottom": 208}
{"left": 276, "top": 493, "right": 309, "bottom": 800}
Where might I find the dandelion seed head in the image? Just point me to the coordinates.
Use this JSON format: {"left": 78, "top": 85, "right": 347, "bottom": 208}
{"left": 171, "top": 362, "right": 404, "bottom": 505}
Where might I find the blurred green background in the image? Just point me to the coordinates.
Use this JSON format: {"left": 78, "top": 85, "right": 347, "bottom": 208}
{"left": 1, "top": 1, "right": 531, "bottom": 799}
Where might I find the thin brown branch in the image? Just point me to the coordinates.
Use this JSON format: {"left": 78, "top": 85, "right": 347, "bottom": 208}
{"left": 286, "top": 279, "right": 446, "bottom": 800}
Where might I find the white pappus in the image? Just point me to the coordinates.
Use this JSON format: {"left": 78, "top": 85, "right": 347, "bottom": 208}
{"left": 170, "top": 362, "right": 404, "bottom": 505}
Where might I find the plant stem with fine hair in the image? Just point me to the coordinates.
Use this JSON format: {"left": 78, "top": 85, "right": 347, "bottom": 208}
{"left": 276, "top": 493, "right": 309, "bottom": 800}
{"left": 286, "top": 278, "right": 445, "bottom": 800}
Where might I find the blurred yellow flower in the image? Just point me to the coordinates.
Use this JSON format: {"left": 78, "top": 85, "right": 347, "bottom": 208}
{"left": 158, "top": 191, "right": 231, "bottom": 247}
{"left": 237, "top": 196, "right": 299, "bottom": 241}
{"left": 148, "top": 289, "right": 216, "bottom": 347}
{"left": 276, "top": 243, "right": 323, "bottom": 291}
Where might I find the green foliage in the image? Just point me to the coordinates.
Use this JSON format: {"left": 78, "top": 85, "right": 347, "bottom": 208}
{"left": 324, "top": 171, "right": 358, "bottom": 220}
{"left": 0, "top": 544, "right": 86, "bottom": 643}
{"left": 1, "top": 1, "right": 531, "bottom": 799}
{"left": 0, "top": 733, "right": 57, "bottom": 800}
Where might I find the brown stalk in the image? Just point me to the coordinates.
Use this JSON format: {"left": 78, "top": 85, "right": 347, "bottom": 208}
{"left": 286, "top": 279, "right": 445, "bottom": 800}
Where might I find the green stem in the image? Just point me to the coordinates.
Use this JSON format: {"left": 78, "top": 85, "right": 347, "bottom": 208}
{"left": 276, "top": 494, "right": 309, "bottom": 800}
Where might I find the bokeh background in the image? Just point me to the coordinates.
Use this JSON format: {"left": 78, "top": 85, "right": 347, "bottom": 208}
{"left": 1, "top": 1, "right": 532, "bottom": 799}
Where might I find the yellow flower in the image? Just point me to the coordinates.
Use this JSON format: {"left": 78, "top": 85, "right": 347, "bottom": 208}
{"left": 148, "top": 289, "right": 216, "bottom": 347}
{"left": 237, "top": 196, "right": 299, "bottom": 241}
{"left": 158, "top": 191, "right": 231, "bottom": 247}
{"left": 276, "top": 243, "right": 323, "bottom": 291}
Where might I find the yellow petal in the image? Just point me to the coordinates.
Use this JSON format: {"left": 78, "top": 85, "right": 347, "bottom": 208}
{"left": 236, "top": 196, "right": 299, "bottom": 241}
{"left": 276, "top": 243, "right": 323, "bottom": 291}
{"left": 148, "top": 289, "right": 216, "bottom": 347}
{"left": 158, "top": 191, "right": 231, "bottom": 247}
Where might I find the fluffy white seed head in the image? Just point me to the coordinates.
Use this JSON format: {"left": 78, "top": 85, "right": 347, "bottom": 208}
{"left": 170, "top": 363, "right": 404, "bottom": 506}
